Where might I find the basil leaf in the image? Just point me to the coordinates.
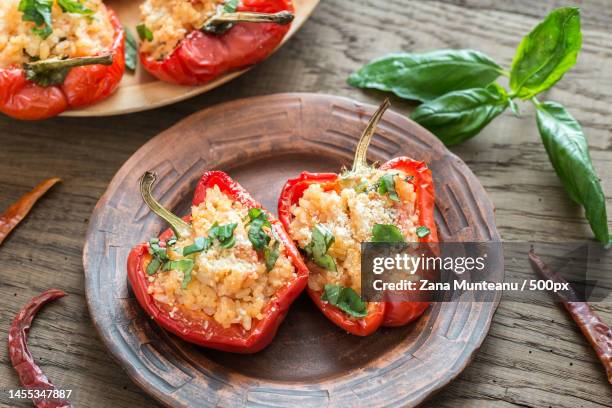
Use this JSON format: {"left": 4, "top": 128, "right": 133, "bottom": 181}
{"left": 264, "top": 240, "right": 280, "bottom": 272}
{"left": 124, "top": 25, "right": 138, "bottom": 72}
{"left": 321, "top": 284, "right": 367, "bottom": 318}
{"left": 162, "top": 259, "right": 195, "bottom": 289}
{"left": 372, "top": 224, "right": 405, "bottom": 243}
{"left": 348, "top": 50, "right": 503, "bottom": 102}
{"left": 183, "top": 236, "right": 212, "bottom": 256}
{"left": 304, "top": 224, "right": 337, "bottom": 271}
{"left": 411, "top": 84, "right": 509, "bottom": 146}
{"left": 209, "top": 222, "right": 237, "bottom": 249}
{"left": 19, "top": 0, "right": 53, "bottom": 39}
{"left": 57, "top": 0, "right": 93, "bottom": 14}
{"left": 536, "top": 101, "right": 610, "bottom": 245}
{"left": 136, "top": 23, "right": 153, "bottom": 41}
{"left": 377, "top": 173, "right": 399, "bottom": 201}
{"left": 510, "top": 7, "right": 581, "bottom": 99}
{"left": 416, "top": 226, "right": 431, "bottom": 238}
{"left": 246, "top": 209, "right": 273, "bottom": 251}
{"left": 146, "top": 257, "right": 162, "bottom": 276}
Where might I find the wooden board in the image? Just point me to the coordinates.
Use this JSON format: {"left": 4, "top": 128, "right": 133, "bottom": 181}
{"left": 61, "top": 0, "right": 319, "bottom": 117}
{"left": 82, "top": 93, "right": 501, "bottom": 407}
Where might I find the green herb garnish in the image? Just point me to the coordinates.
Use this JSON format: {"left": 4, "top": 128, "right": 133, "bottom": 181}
{"left": 209, "top": 222, "right": 237, "bottom": 249}
{"left": 304, "top": 224, "right": 337, "bottom": 271}
{"left": 416, "top": 226, "right": 431, "bottom": 238}
{"left": 18, "top": 0, "right": 53, "bottom": 39}
{"left": 136, "top": 23, "right": 153, "bottom": 41}
{"left": 57, "top": 0, "right": 93, "bottom": 15}
{"left": 124, "top": 25, "right": 138, "bottom": 72}
{"left": 372, "top": 224, "right": 405, "bottom": 243}
{"left": 377, "top": 173, "right": 399, "bottom": 201}
{"left": 147, "top": 238, "right": 168, "bottom": 275}
{"left": 246, "top": 208, "right": 272, "bottom": 251}
{"left": 163, "top": 259, "right": 195, "bottom": 289}
{"left": 183, "top": 236, "right": 212, "bottom": 256}
{"left": 321, "top": 284, "right": 367, "bottom": 318}
{"left": 264, "top": 240, "right": 280, "bottom": 272}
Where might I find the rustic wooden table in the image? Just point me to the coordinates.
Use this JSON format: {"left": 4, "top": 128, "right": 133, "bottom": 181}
{"left": 1, "top": 0, "right": 611, "bottom": 407}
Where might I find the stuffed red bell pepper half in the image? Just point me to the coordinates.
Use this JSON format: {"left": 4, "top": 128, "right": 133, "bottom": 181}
{"left": 128, "top": 170, "right": 308, "bottom": 353}
{"left": 0, "top": 0, "right": 125, "bottom": 120}
{"left": 278, "top": 99, "right": 439, "bottom": 336}
{"left": 137, "top": 0, "right": 294, "bottom": 85}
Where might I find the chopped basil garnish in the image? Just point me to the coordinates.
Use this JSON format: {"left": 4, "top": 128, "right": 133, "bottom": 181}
{"left": 304, "top": 224, "right": 337, "bottom": 271}
{"left": 372, "top": 224, "right": 405, "bottom": 243}
{"left": 162, "top": 259, "right": 195, "bottom": 288}
{"left": 321, "top": 284, "right": 367, "bottom": 318}
{"left": 136, "top": 23, "right": 153, "bottom": 41}
{"left": 246, "top": 208, "right": 272, "bottom": 251}
{"left": 18, "top": 0, "right": 53, "bottom": 39}
{"left": 147, "top": 238, "right": 168, "bottom": 275}
{"left": 57, "top": 0, "right": 93, "bottom": 15}
{"left": 124, "top": 25, "right": 138, "bottom": 72}
{"left": 209, "top": 222, "right": 237, "bottom": 249}
{"left": 416, "top": 226, "right": 431, "bottom": 238}
{"left": 146, "top": 257, "right": 162, "bottom": 276}
{"left": 264, "top": 240, "right": 280, "bottom": 272}
{"left": 182, "top": 236, "right": 212, "bottom": 256}
{"left": 377, "top": 173, "right": 400, "bottom": 201}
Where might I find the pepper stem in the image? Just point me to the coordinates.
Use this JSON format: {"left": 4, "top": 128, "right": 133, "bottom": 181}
{"left": 351, "top": 98, "right": 391, "bottom": 172}
{"left": 139, "top": 172, "right": 192, "bottom": 239}
{"left": 202, "top": 11, "right": 294, "bottom": 34}
{"left": 24, "top": 53, "right": 114, "bottom": 73}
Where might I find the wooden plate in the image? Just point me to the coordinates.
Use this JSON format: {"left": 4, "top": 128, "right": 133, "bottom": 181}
{"left": 83, "top": 93, "right": 501, "bottom": 407}
{"left": 62, "top": 0, "right": 319, "bottom": 117}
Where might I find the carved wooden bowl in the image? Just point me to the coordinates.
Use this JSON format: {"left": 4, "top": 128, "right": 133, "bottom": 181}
{"left": 83, "top": 93, "right": 501, "bottom": 407}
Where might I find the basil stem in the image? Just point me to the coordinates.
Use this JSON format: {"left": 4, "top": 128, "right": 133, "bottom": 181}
{"left": 139, "top": 171, "right": 192, "bottom": 239}
{"left": 351, "top": 98, "right": 391, "bottom": 173}
{"left": 202, "top": 11, "right": 293, "bottom": 35}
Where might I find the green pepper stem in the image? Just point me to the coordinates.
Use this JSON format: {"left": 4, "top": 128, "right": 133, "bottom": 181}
{"left": 202, "top": 10, "right": 294, "bottom": 33}
{"left": 352, "top": 98, "right": 391, "bottom": 172}
{"left": 139, "top": 172, "right": 192, "bottom": 239}
{"left": 24, "top": 53, "right": 114, "bottom": 73}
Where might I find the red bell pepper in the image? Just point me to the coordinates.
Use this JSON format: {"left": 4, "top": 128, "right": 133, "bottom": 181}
{"left": 0, "top": 7, "right": 125, "bottom": 121}
{"left": 139, "top": 0, "right": 294, "bottom": 85}
{"left": 128, "top": 171, "right": 308, "bottom": 353}
{"left": 278, "top": 99, "right": 439, "bottom": 335}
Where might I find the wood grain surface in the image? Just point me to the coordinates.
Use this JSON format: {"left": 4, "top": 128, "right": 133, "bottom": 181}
{"left": 82, "top": 93, "right": 501, "bottom": 407}
{"left": 0, "top": 0, "right": 611, "bottom": 407}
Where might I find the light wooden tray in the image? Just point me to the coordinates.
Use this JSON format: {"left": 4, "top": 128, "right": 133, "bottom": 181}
{"left": 83, "top": 93, "right": 502, "bottom": 407}
{"left": 63, "top": 0, "right": 319, "bottom": 117}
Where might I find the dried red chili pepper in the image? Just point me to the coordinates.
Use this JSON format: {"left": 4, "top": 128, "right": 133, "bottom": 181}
{"left": 139, "top": 0, "right": 294, "bottom": 85}
{"left": 529, "top": 249, "right": 612, "bottom": 384}
{"left": 278, "top": 100, "right": 439, "bottom": 336}
{"left": 8, "top": 289, "right": 71, "bottom": 408}
{"left": 128, "top": 171, "right": 309, "bottom": 353}
{"left": 0, "top": 178, "right": 61, "bottom": 246}
{"left": 0, "top": 7, "right": 125, "bottom": 120}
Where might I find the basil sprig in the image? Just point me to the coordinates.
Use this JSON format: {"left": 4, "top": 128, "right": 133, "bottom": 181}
{"left": 18, "top": 0, "right": 53, "bottom": 39}
{"left": 245, "top": 208, "right": 281, "bottom": 271}
{"left": 321, "top": 284, "right": 367, "bottom": 318}
{"left": 372, "top": 224, "right": 405, "bottom": 243}
{"left": 348, "top": 50, "right": 504, "bottom": 102}
{"left": 209, "top": 222, "right": 237, "bottom": 249}
{"left": 304, "top": 224, "right": 337, "bottom": 271}
{"left": 349, "top": 7, "right": 610, "bottom": 246}
{"left": 137, "top": 23, "right": 153, "bottom": 41}
{"left": 124, "top": 25, "right": 138, "bottom": 72}
{"left": 377, "top": 173, "right": 399, "bottom": 202}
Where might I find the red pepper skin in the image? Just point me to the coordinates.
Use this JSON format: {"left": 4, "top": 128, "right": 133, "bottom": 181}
{"left": 128, "top": 171, "right": 309, "bottom": 353}
{"left": 278, "top": 158, "right": 438, "bottom": 334}
{"left": 139, "top": 0, "right": 293, "bottom": 86}
{"left": 8, "top": 289, "right": 72, "bottom": 408}
{"left": 0, "top": 7, "right": 125, "bottom": 120}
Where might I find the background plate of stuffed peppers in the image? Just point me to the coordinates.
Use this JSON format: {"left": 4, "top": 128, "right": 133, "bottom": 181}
{"left": 83, "top": 93, "right": 502, "bottom": 408}
{"left": 61, "top": 0, "right": 319, "bottom": 117}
